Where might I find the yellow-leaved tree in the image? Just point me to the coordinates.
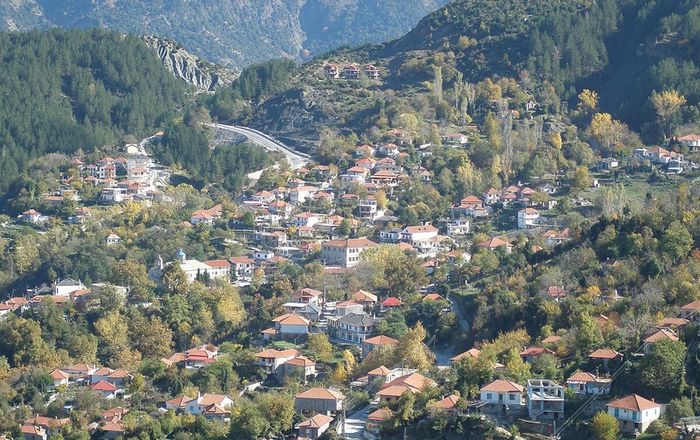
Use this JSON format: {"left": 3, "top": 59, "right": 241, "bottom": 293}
{"left": 651, "top": 90, "right": 686, "bottom": 138}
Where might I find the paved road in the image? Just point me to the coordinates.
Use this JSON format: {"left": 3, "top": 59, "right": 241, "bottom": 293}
{"left": 205, "top": 122, "right": 310, "bottom": 169}
{"left": 340, "top": 405, "right": 370, "bottom": 439}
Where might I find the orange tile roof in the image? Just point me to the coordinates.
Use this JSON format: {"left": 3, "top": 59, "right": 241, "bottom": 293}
{"left": 567, "top": 372, "right": 600, "bottom": 383}
{"left": 255, "top": 348, "right": 300, "bottom": 359}
{"left": 368, "top": 407, "right": 394, "bottom": 421}
{"left": 364, "top": 335, "right": 399, "bottom": 346}
{"left": 198, "top": 394, "right": 230, "bottom": 406}
{"left": 607, "top": 394, "right": 659, "bottom": 411}
{"left": 480, "top": 379, "right": 524, "bottom": 393}
{"left": 382, "top": 372, "right": 435, "bottom": 392}
{"left": 377, "top": 385, "right": 415, "bottom": 398}
{"left": 451, "top": 348, "right": 480, "bottom": 362}
{"left": 166, "top": 395, "right": 194, "bottom": 407}
{"left": 433, "top": 394, "right": 460, "bottom": 410}
{"left": 295, "top": 388, "right": 345, "bottom": 400}
{"left": 589, "top": 348, "right": 623, "bottom": 360}
{"left": 297, "top": 414, "right": 333, "bottom": 428}
{"left": 644, "top": 328, "right": 679, "bottom": 343}
{"left": 367, "top": 366, "right": 392, "bottom": 376}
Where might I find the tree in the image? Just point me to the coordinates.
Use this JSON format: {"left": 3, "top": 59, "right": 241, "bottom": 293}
{"left": 573, "top": 313, "right": 603, "bottom": 354}
{"left": 112, "top": 260, "right": 155, "bottom": 303}
{"left": 591, "top": 411, "right": 619, "bottom": 440}
{"left": 376, "top": 310, "right": 408, "bottom": 339}
{"left": 256, "top": 393, "right": 294, "bottom": 436}
{"left": 640, "top": 339, "right": 686, "bottom": 398}
{"left": 577, "top": 89, "right": 599, "bottom": 114}
{"left": 662, "top": 221, "right": 694, "bottom": 262}
{"left": 160, "top": 263, "right": 188, "bottom": 295}
{"left": 306, "top": 333, "right": 333, "bottom": 362}
{"left": 128, "top": 313, "right": 173, "bottom": 359}
{"left": 397, "top": 322, "right": 434, "bottom": 370}
{"left": 588, "top": 113, "right": 627, "bottom": 153}
{"left": 228, "top": 399, "right": 268, "bottom": 439}
{"left": 666, "top": 397, "right": 694, "bottom": 423}
{"left": 94, "top": 312, "right": 141, "bottom": 368}
{"left": 573, "top": 165, "right": 592, "bottom": 190}
{"left": 651, "top": 90, "right": 686, "bottom": 137}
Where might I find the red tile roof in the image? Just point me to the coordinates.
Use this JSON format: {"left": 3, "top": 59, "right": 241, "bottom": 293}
{"left": 607, "top": 394, "right": 659, "bottom": 411}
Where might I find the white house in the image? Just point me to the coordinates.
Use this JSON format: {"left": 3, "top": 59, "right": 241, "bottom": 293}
{"left": 321, "top": 237, "right": 378, "bottom": 268}
{"left": 54, "top": 278, "right": 86, "bottom": 297}
{"left": 289, "top": 186, "right": 317, "bottom": 205}
{"left": 254, "top": 348, "right": 300, "bottom": 374}
{"left": 480, "top": 379, "right": 525, "bottom": 411}
{"left": 518, "top": 208, "right": 540, "bottom": 229}
{"left": 400, "top": 225, "right": 438, "bottom": 242}
{"left": 185, "top": 394, "right": 233, "bottom": 416}
{"left": 678, "top": 134, "right": 700, "bottom": 150}
{"left": 607, "top": 394, "right": 662, "bottom": 433}
{"left": 230, "top": 256, "right": 255, "bottom": 279}
{"left": 106, "top": 234, "right": 121, "bottom": 245}
{"left": 272, "top": 313, "right": 310, "bottom": 338}
{"left": 566, "top": 372, "right": 611, "bottom": 395}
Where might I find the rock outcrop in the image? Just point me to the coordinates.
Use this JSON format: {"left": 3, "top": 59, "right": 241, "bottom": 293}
{"left": 143, "top": 36, "right": 237, "bottom": 92}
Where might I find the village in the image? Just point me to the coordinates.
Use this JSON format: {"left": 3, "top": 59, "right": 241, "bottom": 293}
{"left": 2, "top": 121, "right": 700, "bottom": 440}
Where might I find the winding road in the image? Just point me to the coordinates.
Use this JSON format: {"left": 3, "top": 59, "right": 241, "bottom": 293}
{"left": 205, "top": 122, "right": 310, "bottom": 169}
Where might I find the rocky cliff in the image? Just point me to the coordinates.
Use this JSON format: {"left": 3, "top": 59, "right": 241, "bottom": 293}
{"left": 143, "top": 36, "right": 236, "bottom": 92}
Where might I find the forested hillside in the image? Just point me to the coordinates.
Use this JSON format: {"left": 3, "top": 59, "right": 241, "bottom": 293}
{"left": 207, "top": 0, "right": 699, "bottom": 146}
{"left": 382, "top": 0, "right": 700, "bottom": 134}
{"left": 1, "top": 0, "right": 449, "bottom": 69}
{"left": 0, "top": 29, "right": 189, "bottom": 192}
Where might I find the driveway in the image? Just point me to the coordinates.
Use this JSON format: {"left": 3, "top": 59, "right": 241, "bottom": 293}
{"left": 339, "top": 405, "right": 370, "bottom": 439}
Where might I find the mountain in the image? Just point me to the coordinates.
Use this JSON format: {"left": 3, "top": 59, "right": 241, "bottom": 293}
{"left": 0, "top": 0, "right": 450, "bottom": 69}
{"left": 207, "top": 0, "right": 699, "bottom": 145}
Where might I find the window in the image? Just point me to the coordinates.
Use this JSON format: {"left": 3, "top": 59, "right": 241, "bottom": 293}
{"left": 486, "top": 393, "right": 492, "bottom": 400}
{"left": 614, "top": 408, "right": 619, "bottom": 417}
{"left": 509, "top": 394, "right": 516, "bottom": 401}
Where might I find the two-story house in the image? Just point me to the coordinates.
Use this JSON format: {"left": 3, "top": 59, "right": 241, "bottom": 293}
{"left": 321, "top": 238, "right": 378, "bottom": 268}
{"left": 328, "top": 313, "right": 376, "bottom": 344}
{"left": 606, "top": 394, "right": 662, "bottom": 433}
{"left": 480, "top": 379, "right": 526, "bottom": 412}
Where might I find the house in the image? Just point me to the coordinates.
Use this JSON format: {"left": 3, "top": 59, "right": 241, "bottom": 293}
{"left": 362, "top": 335, "right": 399, "bottom": 358}
{"left": 165, "top": 395, "right": 194, "bottom": 412}
{"left": 400, "top": 224, "right": 438, "bottom": 242}
{"left": 90, "top": 368, "right": 131, "bottom": 386}
{"left": 106, "top": 234, "right": 121, "bottom": 245}
{"left": 680, "top": 300, "right": 700, "bottom": 320}
{"left": 589, "top": 348, "right": 624, "bottom": 371}
{"left": 527, "top": 379, "right": 564, "bottom": 421}
{"left": 21, "top": 424, "right": 47, "bottom": 440}
{"left": 351, "top": 290, "right": 378, "bottom": 307}
{"left": 377, "top": 372, "right": 436, "bottom": 403}
{"left": 355, "top": 144, "right": 376, "bottom": 158}
{"left": 543, "top": 229, "right": 571, "bottom": 246}
{"left": 185, "top": 394, "right": 234, "bottom": 417}
{"left": 289, "top": 288, "right": 321, "bottom": 305}
{"left": 50, "top": 369, "right": 70, "bottom": 387}
{"left": 100, "top": 421, "right": 125, "bottom": 439}
{"left": 520, "top": 347, "right": 555, "bottom": 363}
{"left": 566, "top": 372, "right": 611, "bottom": 395}
{"left": 518, "top": 208, "right": 540, "bottom": 229}
{"left": 272, "top": 313, "right": 311, "bottom": 338}
{"left": 442, "top": 132, "right": 468, "bottom": 145}
{"left": 335, "top": 300, "right": 364, "bottom": 317}
{"left": 254, "top": 348, "right": 300, "bottom": 375}
{"left": 190, "top": 205, "right": 223, "bottom": 225}
{"left": 61, "top": 363, "right": 97, "bottom": 380}
{"left": 598, "top": 157, "right": 620, "bottom": 171}
{"left": 283, "top": 355, "right": 317, "bottom": 381}
{"left": 479, "top": 380, "right": 525, "bottom": 411}
{"left": 432, "top": 394, "right": 461, "bottom": 413}
{"left": 230, "top": 256, "right": 255, "bottom": 279}
{"left": 380, "top": 296, "right": 402, "bottom": 313}
{"left": 294, "top": 212, "right": 324, "bottom": 228}
{"left": 364, "top": 64, "right": 380, "bottom": 80}
{"left": 328, "top": 313, "right": 376, "bottom": 343}
{"left": 23, "top": 417, "right": 70, "bottom": 437}
{"left": 341, "top": 64, "right": 359, "bottom": 80}
{"left": 358, "top": 197, "right": 378, "bottom": 218}
{"left": 294, "top": 388, "right": 345, "bottom": 413}
{"left": 477, "top": 237, "right": 513, "bottom": 253}
{"left": 607, "top": 394, "right": 662, "bottom": 433}
{"left": 100, "top": 187, "right": 130, "bottom": 204}
{"left": 297, "top": 414, "right": 334, "bottom": 440}
{"left": 172, "top": 250, "right": 230, "bottom": 283}
{"left": 655, "top": 317, "right": 690, "bottom": 332}
{"left": 323, "top": 63, "right": 340, "bottom": 79}
{"left": 643, "top": 328, "right": 678, "bottom": 354}
{"left": 446, "top": 218, "right": 470, "bottom": 236}
{"left": 289, "top": 186, "right": 318, "bottom": 205}
{"left": 204, "top": 260, "right": 231, "bottom": 280}
{"left": 90, "top": 380, "right": 118, "bottom": 399}
{"left": 678, "top": 133, "right": 700, "bottom": 150}
{"left": 366, "top": 407, "right": 393, "bottom": 435}
{"left": 54, "top": 278, "right": 86, "bottom": 296}
{"left": 450, "top": 348, "right": 481, "bottom": 365}
{"left": 321, "top": 237, "right": 378, "bottom": 268}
